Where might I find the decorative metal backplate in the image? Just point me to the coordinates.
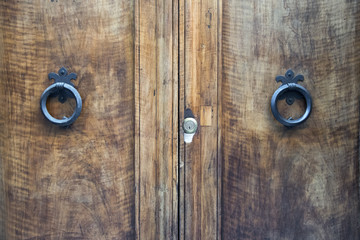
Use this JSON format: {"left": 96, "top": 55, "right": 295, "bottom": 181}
{"left": 48, "top": 67, "right": 77, "bottom": 103}
{"left": 276, "top": 69, "right": 304, "bottom": 105}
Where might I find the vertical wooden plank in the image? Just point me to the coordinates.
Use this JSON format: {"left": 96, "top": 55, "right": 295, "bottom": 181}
{"left": 221, "top": 0, "right": 360, "bottom": 239}
{"left": 172, "top": 0, "right": 180, "bottom": 239}
{"left": 137, "top": 0, "right": 157, "bottom": 238}
{"left": 179, "top": 0, "right": 219, "bottom": 239}
{"left": 178, "top": 0, "right": 186, "bottom": 238}
{"left": 138, "top": 0, "right": 157, "bottom": 234}
{"left": 0, "top": 1, "right": 135, "bottom": 239}
{"left": 216, "top": 0, "right": 223, "bottom": 238}
{"left": 137, "top": 0, "right": 178, "bottom": 239}
{"left": 134, "top": 0, "right": 141, "bottom": 238}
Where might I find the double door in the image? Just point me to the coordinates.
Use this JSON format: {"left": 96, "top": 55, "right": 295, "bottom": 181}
{"left": 0, "top": 0, "right": 359, "bottom": 239}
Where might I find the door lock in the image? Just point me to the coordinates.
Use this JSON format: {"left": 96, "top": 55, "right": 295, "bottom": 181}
{"left": 183, "top": 109, "right": 198, "bottom": 143}
{"left": 183, "top": 118, "right": 198, "bottom": 134}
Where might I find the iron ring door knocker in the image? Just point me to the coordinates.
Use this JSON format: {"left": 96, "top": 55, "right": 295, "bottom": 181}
{"left": 271, "top": 69, "right": 312, "bottom": 127}
{"left": 40, "top": 67, "right": 82, "bottom": 126}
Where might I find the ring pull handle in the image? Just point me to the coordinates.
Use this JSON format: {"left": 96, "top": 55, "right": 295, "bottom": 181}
{"left": 271, "top": 69, "right": 312, "bottom": 127}
{"left": 40, "top": 67, "right": 82, "bottom": 126}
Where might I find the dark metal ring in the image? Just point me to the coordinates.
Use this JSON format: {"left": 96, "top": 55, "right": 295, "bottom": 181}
{"left": 40, "top": 82, "right": 82, "bottom": 126}
{"left": 271, "top": 83, "right": 312, "bottom": 127}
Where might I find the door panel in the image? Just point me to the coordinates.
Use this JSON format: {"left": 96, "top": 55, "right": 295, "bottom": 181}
{"left": 0, "top": 1, "right": 179, "bottom": 239}
{"left": 1, "top": 0, "right": 359, "bottom": 239}
{"left": 221, "top": 0, "right": 359, "bottom": 239}
{"left": 0, "top": 1, "right": 135, "bottom": 239}
{"left": 179, "top": 0, "right": 220, "bottom": 239}
{"left": 180, "top": 0, "right": 359, "bottom": 239}
{"left": 135, "top": 0, "right": 178, "bottom": 239}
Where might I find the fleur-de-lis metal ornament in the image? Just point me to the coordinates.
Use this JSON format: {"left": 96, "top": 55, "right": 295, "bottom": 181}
{"left": 48, "top": 67, "right": 77, "bottom": 103}
{"left": 275, "top": 69, "right": 304, "bottom": 105}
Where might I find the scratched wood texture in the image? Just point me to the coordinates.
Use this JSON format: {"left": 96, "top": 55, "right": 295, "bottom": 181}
{"left": 0, "top": 1, "right": 136, "bottom": 239}
{"left": 221, "top": 0, "right": 360, "bottom": 240}
{"left": 179, "top": 0, "right": 220, "bottom": 239}
{"left": 0, "top": 0, "right": 178, "bottom": 239}
{"left": 1, "top": 0, "right": 359, "bottom": 239}
{"left": 135, "top": 0, "right": 178, "bottom": 239}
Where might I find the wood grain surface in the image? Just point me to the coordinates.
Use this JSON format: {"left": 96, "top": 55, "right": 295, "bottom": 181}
{"left": 0, "top": 0, "right": 179, "bottom": 239}
{"left": 1, "top": 0, "right": 359, "bottom": 239}
{"left": 179, "top": 0, "right": 220, "bottom": 239}
{"left": 135, "top": 0, "right": 178, "bottom": 239}
{"left": 0, "top": 1, "right": 136, "bottom": 239}
{"left": 221, "top": 0, "right": 360, "bottom": 239}
{"left": 0, "top": 0, "right": 136, "bottom": 238}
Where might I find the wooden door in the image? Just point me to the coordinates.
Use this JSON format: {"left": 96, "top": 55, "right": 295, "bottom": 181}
{"left": 179, "top": 0, "right": 359, "bottom": 239}
{"left": 1, "top": 0, "right": 359, "bottom": 240}
{"left": 0, "top": 1, "right": 178, "bottom": 239}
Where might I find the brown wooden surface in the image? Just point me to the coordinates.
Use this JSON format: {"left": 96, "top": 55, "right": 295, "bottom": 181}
{"left": 135, "top": 0, "right": 178, "bottom": 239}
{"left": 1, "top": 0, "right": 359, "bottom": 239}
{"left": 221, "top": 0, "right": 360, "bottom": 239}
{"left": 0, "top": 1, "right": 135, "bottom": 239}
{"left": 0, "top": 0, "right": 179, "bottom": 239}
{"left": 179, "top": 0, "right": 220, "bottom": 239}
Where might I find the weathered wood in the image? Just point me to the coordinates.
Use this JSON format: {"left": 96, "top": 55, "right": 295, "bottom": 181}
{"left": 179, "top": 0, "right": 220, "bottom": 239}
{"left": 136, "top": 0, "right": 178, "bottom": 239}
{"left": 171, "top": 1, "right": 180, "bottom": 239}
{"left": 178, "top": 1, "right": 186, "bottom": 238}
{"left": 0, "top": 1, "right": 136, "bottom": 239}
{"left": 1, "top": 1, "right": 359, "bottom": 239}
{"left": 221, "top": 0, "right": 360, "bottom": 239}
